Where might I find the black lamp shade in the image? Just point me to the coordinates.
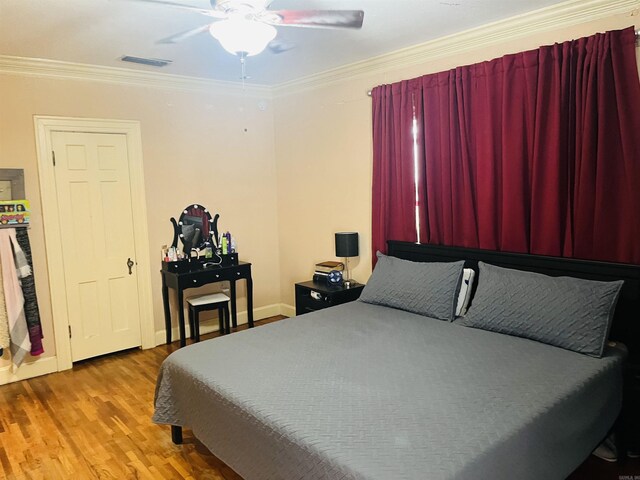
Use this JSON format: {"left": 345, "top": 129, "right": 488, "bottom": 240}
{"left": 335, "top": 232, "right": 359, "bottom": 257}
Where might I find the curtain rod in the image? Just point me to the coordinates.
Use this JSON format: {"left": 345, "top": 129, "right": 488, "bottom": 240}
{"left": 366, "top": 29, "right": 640, "bottom": 97}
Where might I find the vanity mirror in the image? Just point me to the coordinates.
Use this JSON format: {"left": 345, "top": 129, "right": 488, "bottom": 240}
{"left": 170, "top": 204, "right": 219, "bottom": 253}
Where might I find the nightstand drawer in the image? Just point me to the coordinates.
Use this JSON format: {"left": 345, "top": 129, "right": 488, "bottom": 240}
{"left": 296, "top": 289, "right": 333, "bottom": 313}
{"left": 295, "top": 281, "right": 364, "bottom": 316}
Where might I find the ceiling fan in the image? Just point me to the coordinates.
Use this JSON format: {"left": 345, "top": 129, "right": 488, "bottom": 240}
{"left": 129, "top": 0, "right": 365, "bottom": 57}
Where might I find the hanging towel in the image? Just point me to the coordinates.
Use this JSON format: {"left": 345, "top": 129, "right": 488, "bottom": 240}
{"left": 0, "top": 263, "right": 10, "bottom": 353}
{"left": 13, "top": 243, "right": 31, "bottom": 278}
{"left": 0, "top": 229, "right": 31, "bottom": 369}
{"left": 15, "top": 229, "right": 43, "bottom": 356}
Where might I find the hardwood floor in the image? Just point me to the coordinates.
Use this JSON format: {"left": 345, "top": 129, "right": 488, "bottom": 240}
{"left": 0, "top": 316, "right": 282, "bottom": 480}
{"left": 0, "top": 313, "right": 638, "bottom": 479}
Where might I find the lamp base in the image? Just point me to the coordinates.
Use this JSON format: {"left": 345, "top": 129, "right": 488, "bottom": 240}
{"left": 342, "top": 256, "right": 356, "bottom": 288}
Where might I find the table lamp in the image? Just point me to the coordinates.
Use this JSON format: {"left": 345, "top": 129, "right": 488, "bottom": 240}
{"left": 335, "top": 232, "right": 359, "bottom": 287}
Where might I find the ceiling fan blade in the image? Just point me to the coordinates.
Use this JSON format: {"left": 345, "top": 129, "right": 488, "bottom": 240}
{"left": 264, "top": 10, "right": 364, "bottom": 29}
{"left": 124, "top": 0, "right": 226, "bottom": 17}
{"left": 157, "top": 24, "right": 211, "bottom": 43}
{"left": 211, "top": 0, "right": 273, "bottom": 9}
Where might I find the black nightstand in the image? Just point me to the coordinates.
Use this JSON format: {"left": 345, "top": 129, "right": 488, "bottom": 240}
{"left": 295, "top": 281, "right": 365, "bottom": 315}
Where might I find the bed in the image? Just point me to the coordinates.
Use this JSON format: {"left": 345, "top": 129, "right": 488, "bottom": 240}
{"left": 153, "top": 241, "right": 640, "bottom": 480}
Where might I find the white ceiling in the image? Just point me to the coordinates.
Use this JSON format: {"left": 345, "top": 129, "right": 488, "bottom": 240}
{"left": 0, "top": 0, "right": 570, "bottom": 86}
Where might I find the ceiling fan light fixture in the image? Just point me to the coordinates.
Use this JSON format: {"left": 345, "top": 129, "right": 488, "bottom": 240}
{"left": 209, "top": 18, "right": 277, "bottom": 56}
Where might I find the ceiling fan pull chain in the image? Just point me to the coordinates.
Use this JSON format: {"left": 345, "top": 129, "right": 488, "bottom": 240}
{"left": 240, "top": 53, "right": 246, "bottom": 91}
{"left": 239, "top": 52, "right": 248, "bottom": 134}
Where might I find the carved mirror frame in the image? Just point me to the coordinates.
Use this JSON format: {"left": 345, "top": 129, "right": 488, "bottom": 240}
{"left": 170, "top": 204, "right": 219, "bottom": 252}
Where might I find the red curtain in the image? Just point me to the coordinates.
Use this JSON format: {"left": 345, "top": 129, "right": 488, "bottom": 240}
{"left": 372, "top": 27, "right": 640, "bottom": 264}
{"left": 371, "top": 81, "right": 419, "bottom": 264}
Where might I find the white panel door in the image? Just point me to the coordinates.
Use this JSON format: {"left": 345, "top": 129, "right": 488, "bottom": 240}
{"left": 51, "top": 131, "right": 141, "bottom": 361}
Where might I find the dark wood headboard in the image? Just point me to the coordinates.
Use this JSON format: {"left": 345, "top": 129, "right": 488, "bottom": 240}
{"left": 387, "top": 241, "right": 640, "bottom": 363}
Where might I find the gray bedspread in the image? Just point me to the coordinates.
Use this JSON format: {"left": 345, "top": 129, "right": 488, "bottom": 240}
{"left": 153, "top": 301, "right": 624, "bottom": 480}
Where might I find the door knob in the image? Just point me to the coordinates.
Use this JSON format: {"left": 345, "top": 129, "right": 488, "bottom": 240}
{"left": 127, "top": 258, "right": 134, "bottom": 275}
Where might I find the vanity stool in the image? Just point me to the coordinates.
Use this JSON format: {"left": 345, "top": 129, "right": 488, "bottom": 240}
{"left": 186, "top": 292, "right": 230, "bottom": 343}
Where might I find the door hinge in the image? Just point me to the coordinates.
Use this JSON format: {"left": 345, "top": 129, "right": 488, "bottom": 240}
{"left": 52, "top": 151, "right": 56, "bottom": 166}
{"left": 68, "top": 325, "right": 72, "bottom": 338}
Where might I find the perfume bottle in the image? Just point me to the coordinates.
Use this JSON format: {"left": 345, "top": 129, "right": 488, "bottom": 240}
{"left": 203, "top": 239, "right": 213, "bottom": 258}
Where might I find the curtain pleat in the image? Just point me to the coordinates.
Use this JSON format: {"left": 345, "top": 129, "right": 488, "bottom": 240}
{"left": 371, "top": 82, "right": 419, "bottom": 265}
{"left": 372, "top": 26, "right": 640, "bottom": 264}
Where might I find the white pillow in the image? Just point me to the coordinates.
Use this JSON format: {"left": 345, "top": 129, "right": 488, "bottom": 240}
{"left": 455, "top": 268, "right": 476, "bottom": 317}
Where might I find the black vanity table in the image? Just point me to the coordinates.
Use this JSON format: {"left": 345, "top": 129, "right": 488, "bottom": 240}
{"left": 162, "top": 203, "right": 253, "bottom": 347}
{"left": 161, "top": 260, "right": 253, "bottom": 346}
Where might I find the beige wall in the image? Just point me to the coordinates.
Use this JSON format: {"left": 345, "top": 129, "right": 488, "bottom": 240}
{"left": 273, "top": 82, "right": 373, "bottom": 308}
{"left": 0, "top": 73, "right": 280, "bottom": 367}
{"left": 273, "top": 10, "right": 640, "bottom": 306}
{"left": 0, "top": 3, "right": 637, "bottom": 372}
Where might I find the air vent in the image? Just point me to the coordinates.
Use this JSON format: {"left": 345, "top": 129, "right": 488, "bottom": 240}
{"left": 120, "top": 56, "right": 172, "bottom": 67}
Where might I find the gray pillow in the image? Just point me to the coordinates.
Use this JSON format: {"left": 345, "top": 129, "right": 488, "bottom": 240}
{"left": 458, "top": 262, "right": 623, "bottom": 357}
{"left": 359, "top": 252, "right": 464, "bottom": 321}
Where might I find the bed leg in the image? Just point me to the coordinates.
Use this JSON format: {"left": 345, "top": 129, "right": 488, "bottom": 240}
{"left": 171, "top": 425, "right": 183, "bottom": 444}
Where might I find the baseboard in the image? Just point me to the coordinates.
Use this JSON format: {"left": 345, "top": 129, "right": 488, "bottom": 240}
{"left": 0, "top": 356, "right": 58, "bottom": 385}
{"left": 154, "top": 303, "right": 286, "bottom": 346}
{"left": 280, "top": 303, "right": 296, "bottom": 318}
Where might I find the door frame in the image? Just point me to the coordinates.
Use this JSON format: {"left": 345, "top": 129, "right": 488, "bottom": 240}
{"left": 34, "top": 116, "right": 154, "bottom": 371}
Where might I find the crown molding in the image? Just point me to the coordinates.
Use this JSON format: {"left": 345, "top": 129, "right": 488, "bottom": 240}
{"left": 272, "top": 0, "right": 639, "bottom": 97}
{"left": 0, "top": 55, "right": 272, "bottom": 97}
{"left": 0, "top": 0, "right": 636, "bottom": 98}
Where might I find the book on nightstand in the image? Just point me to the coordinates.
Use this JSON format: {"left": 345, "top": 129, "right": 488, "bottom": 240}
{"left": 315, "top": 261, "right": 344, "bottom": 273}
{"left": 314, "top": 261, "right": 344, "bottom": 283}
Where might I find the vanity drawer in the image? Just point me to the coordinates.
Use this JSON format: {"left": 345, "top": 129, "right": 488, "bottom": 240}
{"left": 162, "top": 260, "right": 190, "bottom": 273}
{"left": 184, "top": 273, "right": 211, "bottom": 288}
{"left": 180, "top": 264, "right": 251, "bottom": 288}
{"left": 230, "top": 264, "right": 251, "bottom": 279}
{"left": 221, "top": 253, "right": 238, "bottom": 266}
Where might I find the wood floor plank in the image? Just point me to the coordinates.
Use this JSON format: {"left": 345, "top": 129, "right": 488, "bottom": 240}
{"left": 0, "top": 317, "right": 282, "bottom": 479}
